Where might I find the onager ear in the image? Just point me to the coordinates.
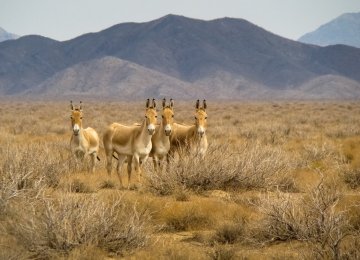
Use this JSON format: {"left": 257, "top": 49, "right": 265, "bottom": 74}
{"left": 195, "top": 99, "right": 200, "bottom": 109}
{"left": 79, "top": 101, "right": 83, "bottom": 111}
{"left": 203, "top": 99, "right": 207, "bottom": 110}
{"left": 152, "top": 98, "right": 156, "bottom": 108}
{"left": 70, "top": 100, "right": 74, "bottom": 110}
{"left": 146, "top": 98, "right": 150, "bottom": 108}
{"left": 162, "top": 98, "right": 166, "bottom": 108}
{"left": 170, "top": 98, "right": 174, "bottom": 108}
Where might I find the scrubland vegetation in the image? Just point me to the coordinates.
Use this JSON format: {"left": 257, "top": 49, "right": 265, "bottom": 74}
{"left": 1, "top": 100, "right": 360, "bottom": 259}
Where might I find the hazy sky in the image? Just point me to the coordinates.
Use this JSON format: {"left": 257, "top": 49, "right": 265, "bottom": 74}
{"left": 1, "top": 0, "right": 359, "bottom": 41}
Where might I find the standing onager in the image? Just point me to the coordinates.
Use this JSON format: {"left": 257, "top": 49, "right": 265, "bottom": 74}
{"left": 167, "top": 99, "right": 208, "bottom": 161}
{"left": 103, "top": 99, "right": 157, "bottom": 188}
{"left": 149, "top": 98, "right": 174, "bottom": 171}
{"left": 70, "top": 101, "right": 100, "bottom": 173}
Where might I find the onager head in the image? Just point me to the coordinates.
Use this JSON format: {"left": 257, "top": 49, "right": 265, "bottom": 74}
{"left": 161, "top": 98, "right": 174, "bottom": 136}
{"left": 145, "top": 98, "right": 157, "bottom": 135}
{"left": 70, "top": 101, "right": 83, "bottom": 136}
{"left": 195, "top": 99, "right": 207, "bottom": 138}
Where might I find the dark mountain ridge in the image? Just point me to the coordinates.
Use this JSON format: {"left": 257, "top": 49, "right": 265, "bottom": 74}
{"left": 0, "top": 35, "right": 68, "bottom": 94}
{"left": 1, "top": 14, "right": 360, "bottom": 98}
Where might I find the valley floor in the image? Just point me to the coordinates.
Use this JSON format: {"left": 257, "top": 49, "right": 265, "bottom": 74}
{"left": 1, "top": 100, "right": 360, "bottom": 259}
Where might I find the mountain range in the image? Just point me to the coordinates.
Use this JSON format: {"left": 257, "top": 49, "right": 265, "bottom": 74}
{"left": 1, "top": 14, "right": 360, "bottom": 99}
{"left": 299, "top": 12, "right": 360, "bottom": 48}
{"left": 0, "top": 27, "right": 19, "bottom": 42}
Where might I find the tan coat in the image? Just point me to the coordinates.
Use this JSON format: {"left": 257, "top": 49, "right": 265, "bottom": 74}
{"left": 168, "top": 100, "right": 208, "bottom": 160}
{"left": 150, "top": 100, "right": 174, "bottom": 170}
{"left": 103, "top": 100, "right": 157, "bottom": 188}
{"left": 70, "top": 102, "right": 100, "bottom": 173}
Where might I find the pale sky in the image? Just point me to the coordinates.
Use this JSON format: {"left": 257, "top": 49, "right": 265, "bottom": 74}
{"left": 1, "top": 0, "right": 359, "bottom": 41}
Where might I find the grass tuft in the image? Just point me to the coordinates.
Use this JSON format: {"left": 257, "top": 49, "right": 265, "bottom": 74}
{"left": 99, "top": 179, "right": 116, "bottom": 189}
{"left": 70, "top": 179, "right": 94, "bottom": 193}
{"left": 6, "top": 193, "right": 151, "bottom": 258}
{"left": 344, "top": 168, "right": 360, "bottom": 189}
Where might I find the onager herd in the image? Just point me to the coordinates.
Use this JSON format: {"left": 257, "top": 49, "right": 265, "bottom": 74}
{"left": 69, "top": 99, "right": 208, "bottom": 188}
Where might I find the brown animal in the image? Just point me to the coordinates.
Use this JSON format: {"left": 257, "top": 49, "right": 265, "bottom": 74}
{"left": 149, "top": 98, "right": 174, "bottom": 171}
{"left": 103, "top": 99, "right": 157, "bottom": 188}
{"left": 69, "top": 101, "right": 100, "bottom": 173}
{"left": 167, "top": 99, "right": 208, "bottom": 162}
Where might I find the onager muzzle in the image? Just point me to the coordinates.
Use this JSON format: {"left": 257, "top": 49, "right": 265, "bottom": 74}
{"left": 164, "top": 124, "right": 172, "bottom": 136}
{"left": 73, "top": 124, "right": 80, "bottom": 136}
{"left": 147, "top": 124, "right": 155, "bottom": 135}
{"left": 197, "top": 126, "right": 205, "bottom": 137}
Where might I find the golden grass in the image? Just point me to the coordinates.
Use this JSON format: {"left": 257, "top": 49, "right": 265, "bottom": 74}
{"left": 1, "top": 100, "right": 360, "bottom": 259}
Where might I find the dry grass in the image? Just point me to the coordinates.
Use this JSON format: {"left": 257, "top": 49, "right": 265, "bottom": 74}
{"left": 5, "top": 193, "right": 151, "bottom": 258}
{"left": 1, "top": 100, "right": 360, "bottom": 259}
{"left": 146, "top": 142, "right": 294, "bottom": 194}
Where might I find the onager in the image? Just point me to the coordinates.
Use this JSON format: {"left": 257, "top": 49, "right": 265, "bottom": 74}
{"left": 149, "top": 98, "right": 174, "bottom": 171}
{"left": 70, "top": 101, "right": 100, "bottom": 173}
{"left": 103, "top": 99, "right": 157, "bottom": 188}
{"left": 167, "top": 99, "right": 208, "bottom": 161}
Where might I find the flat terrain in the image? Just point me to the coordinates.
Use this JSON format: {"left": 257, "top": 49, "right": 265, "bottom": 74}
{"left": 1, "top": 100, "right": 360, "bottom": 259}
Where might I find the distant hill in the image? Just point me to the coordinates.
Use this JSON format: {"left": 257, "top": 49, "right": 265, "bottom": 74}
{"left": 299, "top": 12, "right": 360, "bottom": 48}
{"left": 0, "top": 27, "right": 19, "bottom": 42}
{"left": 0, "top": 35, "right": 69, "bottom": 95}
{"left": 24, "top": 56, "right": 205, "bottom": 99}
{"left": 1, "top": 14, "right": 360, "bottom": 99}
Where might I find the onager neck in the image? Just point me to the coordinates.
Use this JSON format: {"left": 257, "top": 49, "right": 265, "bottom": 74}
{"left": 138, "top": 118, "right": 153, "bottom": 144}
{"left": 156, "top": 121, "right": 170, "bottom": 142}
{"left": 72, "top": 127, "right": 86, "bottom": 144}
{"left": 189, "top": 124, "right": 203, "bottom": 141}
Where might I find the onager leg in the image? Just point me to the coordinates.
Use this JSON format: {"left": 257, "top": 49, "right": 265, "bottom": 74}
{"left": 105, "top": 151, "right": 113, "bottom": 176}
{"left": 158, "top": 156, "right": 164, "bottom": 172}
{"left": 152, "top": 155, "right": 160, "bottom": 172}
{"left": 89, "top": 152, "right": 96, "bottom": 173}
{"left": 127, "top": 155, "right": 133, "bottom": 189}
{"left": 166, "top": 150, "right": 175, "bottom": 172}
{"left": 133, "top": 154, "right": 142, "bottom": 185}
{"left": 116, "top": 154, "right": 126, "bottom": 188}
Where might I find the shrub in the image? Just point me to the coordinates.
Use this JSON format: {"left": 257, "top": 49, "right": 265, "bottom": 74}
{"left": 0, "top": 143, "right": 68, "bottom": 217}
{"left": 254, "top": 182, "right": 354, "bottom": 259}
{"left": 6, "top": 193, "right": 151, "bottom": 258}
{"left": 209, "top": 245, "right": 236, "bottom": 260}
{"left": 69, "top": 179, "right": 94, "bottom": 193}
{"left": 99, "top": 180, "right": 116, "bottom": 189}
{"left": 174, "top": 188, "right": 190, "bottom": 202}
{"left": 146, "top": 143, "right": 292, "bottom": 194}
{"left": 302, "top": 142, "right": 345, "bottom": 168}
{"left": 213, "top": 222, "right": 245, "bottom": 244}
{"left": 0, "top": 143, "right": 68, "bottom": 190}
{"left": 161, "top": 205, "right": 213, "bottom": 232}
{"left": 344, "top": 168, "right": 360, "bottom": 189}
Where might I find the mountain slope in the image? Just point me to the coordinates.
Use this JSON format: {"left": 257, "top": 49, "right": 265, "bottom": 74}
{"left": 0, "top": 35, "right": 69, "bottom": 94}
{"left": 60, "top": 14, "right": 360, "bottom": 88}
{"left": 25, "top": 56, "right": 205, "bottom": 99}
{"left": 299, "top": 12, "right": 360, "bottom": 48}
{"left": 0, "top": 27, "right": 19, "bottom": 42}
{"left": 295, "top": 75, "right": 360, "bottom": 99}
{"left": 0, "top": 14, "right": 360, "bottom": 99}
